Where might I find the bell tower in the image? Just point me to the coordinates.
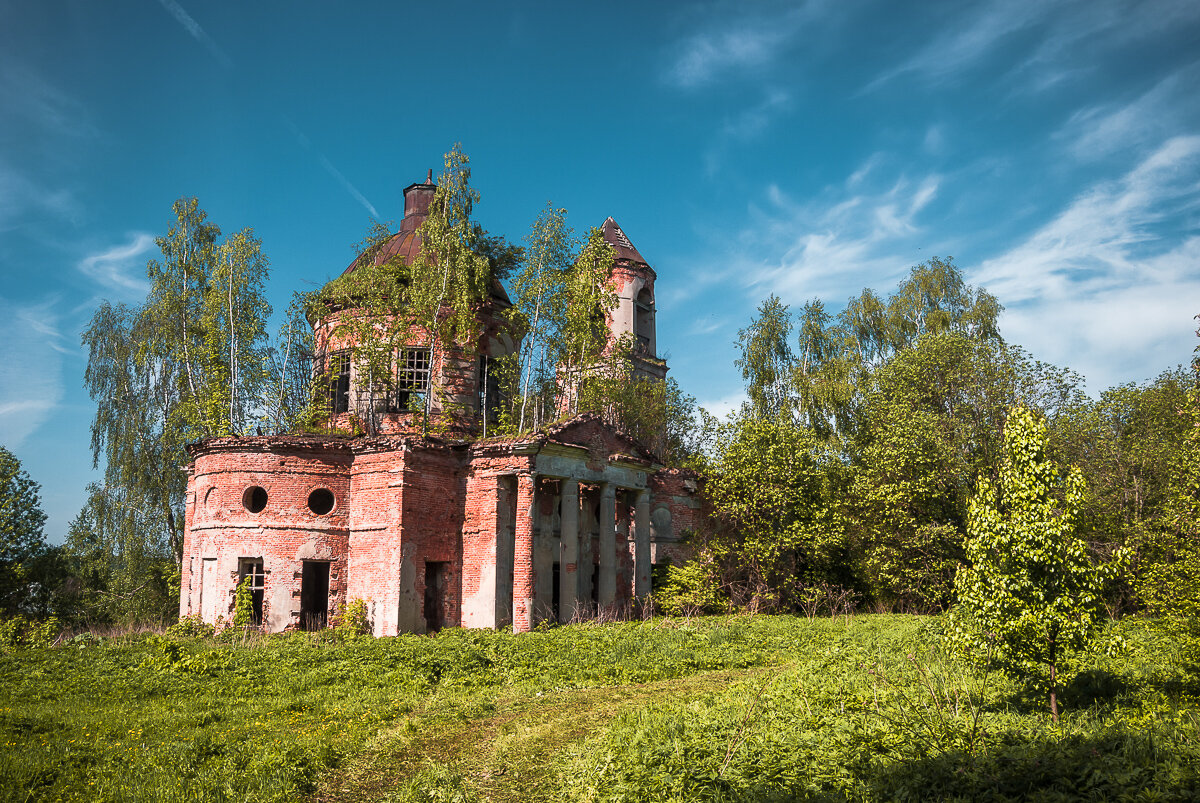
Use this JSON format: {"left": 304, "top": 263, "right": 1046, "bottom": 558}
{"left": 600, "top": 217, "right": 667, "bottom": 382}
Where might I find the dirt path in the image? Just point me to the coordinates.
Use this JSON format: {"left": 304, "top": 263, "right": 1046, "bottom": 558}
{"left": 312, "top": 667, "right": 769, "bottom": 802}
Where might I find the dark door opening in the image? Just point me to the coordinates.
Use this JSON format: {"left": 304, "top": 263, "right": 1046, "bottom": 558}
{"left": 424, "top": 561, "right": 448, "bottom": 633}
{"left": 552, "top": 561, "right": 561, "bottom": 622}
{"left": 591, "top": 563, "right": 600, "bottom": 606}
{"left": 300, "top": 561, "right": 330, "bottom": 630}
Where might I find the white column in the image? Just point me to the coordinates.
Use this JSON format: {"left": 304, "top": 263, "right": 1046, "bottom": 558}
{"left": 634, "top": 490, "right": 651, "bottom": 598}
{"left": 598, "top": 483, "right": 616, "bottom": 607}
{"left": 558, "top": 478, "right": 580, "bottom": 624}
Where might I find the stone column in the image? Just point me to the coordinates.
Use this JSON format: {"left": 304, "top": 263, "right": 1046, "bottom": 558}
{"left": 634, "top": 489, "right": 652, "bottom": 598}
{"left": 558, "top": 478, "right": 580, "bottom": 624}
{"left": 512, "top": 473, "right": 537, "bottom": 633}
{"left": 598, "top": 483, "right": 617, "bottom": 608}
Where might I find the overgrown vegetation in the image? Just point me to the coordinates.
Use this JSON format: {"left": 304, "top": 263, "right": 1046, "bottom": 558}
{"left": 680, "top": 266, "right": 1198, "bottom": 620}
{"left": 2, "top": 614, "right": 1196, "bottom": 802}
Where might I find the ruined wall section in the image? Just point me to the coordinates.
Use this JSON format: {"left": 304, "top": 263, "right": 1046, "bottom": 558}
{"left": 344, "top": 439, "right": 407, "bottom": 636}
{"left": 183, "top": 438, "right": 352, "bottom": 632}
{"left": 460, "top": 450, "right": 533, "bottom": 629}
{"left": 648, "top": 468, "right": 703, "bottom": 568}
{"left": 393, "top": 443, "right": 467, "bottom": 633}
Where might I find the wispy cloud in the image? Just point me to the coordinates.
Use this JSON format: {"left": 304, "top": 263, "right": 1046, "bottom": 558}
{"left": 865, "top": 1, "right": 1046, "bottom": 92}
{"left": 975, "top": 136, "right": 1200, "bottom": 390}
{"left": 1058, "top": 63, "right": 1200, "bottom": 161}
{"left": 665, "top": 2, "right": 828, "bottom": 88}
{"left": 704, "top": 89, "right": 792, "bottom": 176}
{"left": 735, "top": 162, "right": 945, "bottom": 304}
{"left": 283, "top": 118, "right": 380, "bottom": 220}
{"left": 669, "top": 26, "right": 791, "bottom": 88}
{"left": 155, "top": 0, "right": 233, "bottom": 70}
{"left": 0, "top": 162, "right": 78, "bottom": 230}
{"left": 0, "top": 297, "right": 65, "bottom": 449}
{"left": 0, "top": 63, "right": 95, "bottom": 140}
{"left": 77, "top": 233, "right": 155, "bottom": 296}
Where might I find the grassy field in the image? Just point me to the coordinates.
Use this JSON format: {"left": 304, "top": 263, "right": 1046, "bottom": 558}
{"left": 1, "top": 614, "right": 1197, "bottom": 802}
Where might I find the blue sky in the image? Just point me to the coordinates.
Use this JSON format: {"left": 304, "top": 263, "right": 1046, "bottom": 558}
{"left": 2, "top": 0, "right": 1199, "bottom": 542}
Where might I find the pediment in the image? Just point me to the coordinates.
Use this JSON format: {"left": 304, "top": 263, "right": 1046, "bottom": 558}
{"left": 543, "top": 414, "right": 656, "bottom": 465}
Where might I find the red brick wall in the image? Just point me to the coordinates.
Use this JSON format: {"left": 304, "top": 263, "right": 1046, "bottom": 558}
{"left": 184, "top": 438, "right": 352, "bottom": 630}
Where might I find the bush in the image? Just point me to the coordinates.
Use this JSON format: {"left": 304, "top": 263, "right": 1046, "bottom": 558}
{"left": 0, "top": 614, "right": 59, "bottom": 650}
{"left": 165, "top": 614, "right": 215, "bottom": 640}
{"left": 335, "top": 598, "right": 371, "bottom": 640}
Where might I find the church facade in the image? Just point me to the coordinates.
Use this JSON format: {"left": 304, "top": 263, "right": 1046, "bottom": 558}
{"left": 178, "top": 173, "right": 701, "bottom": 636}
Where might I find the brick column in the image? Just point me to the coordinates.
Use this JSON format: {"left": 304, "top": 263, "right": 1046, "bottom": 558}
{"left": 558, "top": 478, "right": 580, "bottom": 624}
{"left": 598, "top": 483, "right": 617, "bottom": 608}
{"left": 512, "top": 473, "right": 537, "bottom": 633}
{"left": 634, "top": 489, "right": 651, "bottom": 598}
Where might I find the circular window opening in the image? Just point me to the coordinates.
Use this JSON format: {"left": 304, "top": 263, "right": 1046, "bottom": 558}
{"left": 308, "top": 488, "right": 335, "bottom": 516}
{"left": 242, "top": 486, "right": 268, "bottom": 513}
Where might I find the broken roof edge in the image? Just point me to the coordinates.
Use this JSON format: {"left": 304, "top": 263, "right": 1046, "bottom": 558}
{"left": 469, "top": 412, "right": 660, "bottom": 466}
{"left": 600, "top": 216, "right": 651, "bottom": 267}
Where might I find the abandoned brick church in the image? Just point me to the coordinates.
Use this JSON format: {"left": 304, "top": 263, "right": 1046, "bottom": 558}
{"left": 178, "top": 172, "right": 702, "bottom": 636}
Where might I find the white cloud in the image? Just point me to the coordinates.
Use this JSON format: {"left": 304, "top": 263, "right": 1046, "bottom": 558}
{"left": 77, "top": 233, "right": 155, "bottom": 296}
{"left": 668, "top": 26, "right": 791, "bottom": 88}
{"left": 0, "top": 297, "right": 65, "bottom": 449}
{"left": 0, "top": 162, "right": 78, "bottom": 230}
{"left": 865, "top": 1, "right": 1046, "bottom": 91}
{"left": 665, "top": 2, "right": 830, "bottom": 88}
{"left": 1059, "top": 64, "right": 1199, "bottom": 160}
{"left": 156, "top": 0, "right": 233, "bottom": 70}
{"left": 735, "top": 164, "right": 945, "bottom": 304}
{"left": 696, "top": 390, "right": 746, "bottom": 420}
{"left": 974, "top": 136, "right": 1200, "bottom": 390}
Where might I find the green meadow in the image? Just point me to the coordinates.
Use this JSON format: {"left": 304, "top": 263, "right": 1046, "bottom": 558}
{"left": 1, "top": 615, "right": 1197, "bottom": 802}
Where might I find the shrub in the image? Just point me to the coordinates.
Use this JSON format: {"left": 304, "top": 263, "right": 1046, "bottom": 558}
{"left": 335, "top": 597, "right": 371, "bottom": 639}
{"left": 0, "top": 614, "right": 59, "bottom": 650}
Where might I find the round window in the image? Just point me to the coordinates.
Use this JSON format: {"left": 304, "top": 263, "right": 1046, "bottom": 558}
{"left": 242, "top": 486, "right": 268, "bottom": 513}
{"left": 308, "top": 488, "right": 335, "bottom": 515}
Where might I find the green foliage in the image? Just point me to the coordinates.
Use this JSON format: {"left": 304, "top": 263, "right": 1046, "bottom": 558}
{"left": 2, "top": 616, "right": 1197, "bottom": 801}
{"left": 0, "top": 617, "right": 792, "bottom": 801}
{"left": 735, "top": 294, "right": 795, "bottom": 422}
{"left": 335, "top": 597, "right": 371, "bottom": 640}
{"left": 699, "top": 416, "right": 847, "bottom": 611}
{"left": 652, "top": 551, "right": 729, "bottom": 616}
{"left": 561, "top": 617, "right": 1200, "bottom": 803}
{"left": 165, "top": 614, "right": 215, "bottom": 639}
{"left": 0, "top": 445, "right": 50, "bottom": 616}
{"left": 952, "top": 406, "right": 1127, "bottom": 721}
{"left": 0, "top": 615, "right": 59, "bottom": 651}
{"left": 848, "top": 333, "right": 1048, "bottom": 611}
{"left": 232, "top": 577, "right": 255, "bottom": 629}
{"left": 78, "top": 198, "right": 271, "bottom": 626}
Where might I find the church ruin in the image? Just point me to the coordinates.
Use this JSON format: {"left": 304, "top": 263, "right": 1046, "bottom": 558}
{"left": 178, "top": 172, "right": 701, "bottom": 636}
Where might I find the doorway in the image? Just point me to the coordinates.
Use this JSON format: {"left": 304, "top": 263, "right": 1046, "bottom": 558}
{"left": 300, "top": 561, "right": 330, "bottom": 630}
{"left": 424, "top": 561, "right": 448, "bottom": 633}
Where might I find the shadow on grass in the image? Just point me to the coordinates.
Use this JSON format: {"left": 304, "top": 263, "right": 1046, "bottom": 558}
{"left": 860, "top": 729, "right": 1200, "bottom": 803}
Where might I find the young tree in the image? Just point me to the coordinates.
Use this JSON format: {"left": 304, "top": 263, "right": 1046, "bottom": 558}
{"left": 952, "top": 406, "right": 1125, "bottom": 723}
{"left": 735, "top": 294, "right": 795, "bottom": 422}
{"left": 407, "top": 144, "right": 493, "bottom": 432}
{"left": 80, "top": 197, "right": 272, "bottom": 617}
{"left": 0, "top": 446, "right": 49, "bottom": 616}
{"left": 510, "top": 203, "right": 573, "bottom": 431}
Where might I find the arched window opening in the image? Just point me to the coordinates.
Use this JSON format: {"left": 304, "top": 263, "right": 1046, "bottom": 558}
{"left": 634, "top": 288, "right": 654, "bottom": 355}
